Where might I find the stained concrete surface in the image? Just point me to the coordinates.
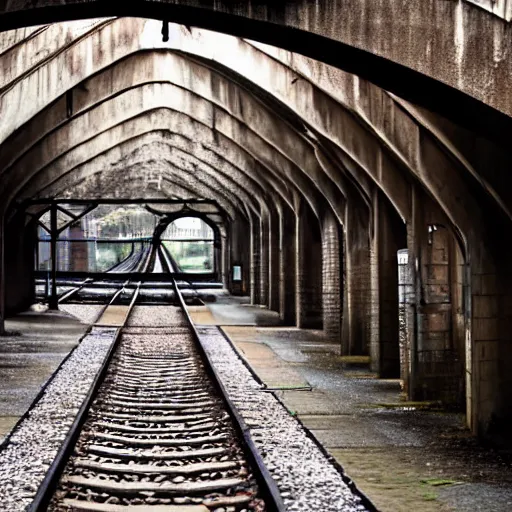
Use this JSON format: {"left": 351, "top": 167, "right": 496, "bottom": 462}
{"left": 190, "top": 296, "right": 282, "bottom": 326}
{"left": 207, "top": 301, "right": 512, "bottom": 512}
{"left": 96, "top": 305, "right": 130, "bottom": 327}
{"left": 0, "top": 308, "right": 88, "bottom": 444}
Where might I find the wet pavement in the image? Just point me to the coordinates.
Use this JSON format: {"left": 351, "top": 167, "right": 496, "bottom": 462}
{"left": 0, "top": 307, "right": 88, "bottom": 445}
{"left": 194, "top": 297, "right": 512, "bottom": 512}
{"left": 189, "top": 295, "right": 282, "bottom": 326}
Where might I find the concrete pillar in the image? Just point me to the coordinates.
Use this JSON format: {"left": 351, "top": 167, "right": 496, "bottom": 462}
{"left": 466, "top": 214, "right": 512, "bottom": 441}
{"left": 405, "top": 188, "right": 466, "bottom": 407}
{"left": 221, "top": 229, "right": 229, "bottom": 288}
{"left": 214, "top": 232, "right": 222, "bottom": 281}
{"left": 370, "top": 190, "right": 405, "bottom": 377}
{"left": 268, "top": 206, "right": 280, "bottom": 312}
{"left": 470, "top": 242, "right": 504, "bottom": 438}
{"left": 280, "top": 204, "right": 296, "bottom": 324}
{"left": 229, "top": 216, "right": 250, "bottom": 295}
{"left": 260, "top": 211, "right": 269, "bottom": 307}
{"left": 4, "top": 213, "right": 36, "bottom": 316}
{"left": 49, "top": 204, "right": 58, "bottom": 310}
{"left": 0, "top": 215, "right": 5, "bottom": 335}
{"left": 321, "top": 209, "right": 342, "bottom": 339}
{"left": 405, "top": 185, "right": 424, "bottom": 400}
{"left": 342, "top": 199, "right": 372, "bottom": 355}
{"left": 296, "top": 199, "right": 322, "bottom": 329}
{"left": 250, "top": 213, "right": 261, "bottom": 305}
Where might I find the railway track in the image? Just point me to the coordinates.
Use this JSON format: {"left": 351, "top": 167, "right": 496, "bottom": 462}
{"left": 58, "top": 243, "right": 153, "bottom": 305}
{"left": 35, "top": 241, "right": 152, "bottom": 306}
{"left": 29, "top": 270, "right": 282, "bottom": 511}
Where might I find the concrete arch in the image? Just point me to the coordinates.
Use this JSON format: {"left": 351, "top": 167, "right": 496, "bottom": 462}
{"left": 36, "top": 135, "right": 273, "bottom": 215}
{"left": 0, "top": 0, "right": 511, "bottom": 142}
{"left": 0, "top": 30, "right": 498, "bottom": 251}
{"left": 5, "top": 85, "right": 327, "bottom": 220}
{"left": 0, "top": 21, "right": 464, "bottom": 256}
{"left": 30, "top": 136, "right": 259, "bottom": 220}
{"left": 11, "top": 108, "right": 297, "bottom": 217}
{"left": 0, "top": 19, "right": 475, "bottom": 246}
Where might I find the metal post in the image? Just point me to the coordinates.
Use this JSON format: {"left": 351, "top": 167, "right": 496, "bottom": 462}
{"left": 49, "top": 204, "right": 58, "bottom": 310}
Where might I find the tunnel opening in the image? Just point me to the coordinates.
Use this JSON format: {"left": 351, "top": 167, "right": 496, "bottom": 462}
{"left": 161, "top": 216, "right": 216, "bottom": 274}
{"left": 28, "top": 201, "right": 224, "bottom": 307}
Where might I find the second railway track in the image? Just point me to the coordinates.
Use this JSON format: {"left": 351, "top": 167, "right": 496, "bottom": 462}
{"left": 30, "top": 276, "right": 282, "bottom": 512}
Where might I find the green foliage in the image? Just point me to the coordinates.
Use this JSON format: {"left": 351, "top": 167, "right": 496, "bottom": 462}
{"left": 163, "top": 240, "right": 214, "bottom": 272}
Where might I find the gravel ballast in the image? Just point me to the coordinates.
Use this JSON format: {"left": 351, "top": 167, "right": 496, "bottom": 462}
{"left": 0, "top": 326, "right": 117, "bottom": 511}
{"left": 197, "top": 325, "right": 368, "bottom": 512}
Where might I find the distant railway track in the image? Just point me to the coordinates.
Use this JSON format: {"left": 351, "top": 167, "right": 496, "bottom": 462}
{"left": 51, "top": 241, "right": 157, "bottom": 306}
{"left": 29, "top": 254, "right": 283, "bottom": 511}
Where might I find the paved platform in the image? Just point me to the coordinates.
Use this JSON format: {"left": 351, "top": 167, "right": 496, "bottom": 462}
{"left": 188, "top": 295, "right": 281, "bottom": 326}
{"left": 0, "top": 307, "right": 89, "bottom": 445}
{"left": 193, "top": 297, "right": 512, "bottom": 512}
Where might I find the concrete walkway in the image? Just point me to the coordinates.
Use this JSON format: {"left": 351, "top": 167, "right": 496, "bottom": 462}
{"left": 0, "top": 307, "right": 89, "bottom": 445}
{"left": 190, "top": 299, "right": 512, "bottom": 512}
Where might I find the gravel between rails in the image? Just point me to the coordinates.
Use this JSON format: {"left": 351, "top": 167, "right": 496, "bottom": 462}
{"left": 127, "top": 305, "right": 188, "bottom": 327}
{"left": 198, "top": 326, "right": 368, "bottom": 512}
{"left": 48, "top": 306, "right": 266, "bottom": 511}
{"left": 0, "top": 327, "right": 118, "bottom": 511}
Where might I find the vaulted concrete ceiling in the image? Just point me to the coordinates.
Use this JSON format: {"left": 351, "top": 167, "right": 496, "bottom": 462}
{"left": 0, "top": 0, "right": 511, "bottom": 138}
{"left": 1, "top": 17, "right": 510, "bottom": 264}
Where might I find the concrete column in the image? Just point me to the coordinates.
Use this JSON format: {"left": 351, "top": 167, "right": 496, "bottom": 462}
{"left": 405, "top": 185, "right": 424, "bottom": 400}
{"left": 280, "top": 204, "right": 296, "bottom": 324}
{"left": 49, "top": 204, "right": 58, "bottom": 310}
{"left": 406, "top": 188, "right": 466, "bottom": 406}
{"left": 214, "top": 233, "right": 222, "bottom": 281}
{"left": 229, "top": 217, "right": 250, "bottom": 294}
{"left": 0, "top": 215, "right": 5, "bottom": 335}
{"left": 469, "top": 218, "right": 512, "bottom": 440}
{"left": 321, "top": 209, "right": 342, "bottom": 339}
{"left": 296, "top": 199, "right": 322, "bottom": 329}
{"left": 370, "top": 190, "right": 405, "bottom": 377}
{"left": 260, "top": 211, "right": 269, "bottom": 307}
{"left": 268, "top": 206, "right": 280, "bottom": 312}
{"left": 4, "top": 214, "right": 37, "bottom": 315}
{"left": 250, "top": 213, "right": 261, "bottom": 305}
{"left": 342, "top": 199, "right": 372, "bottom": 355}
{"left": 221, "top": 229, "right": 229, "bottom": 288}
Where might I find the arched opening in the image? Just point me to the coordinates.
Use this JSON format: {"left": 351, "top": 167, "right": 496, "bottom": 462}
{"left": 161, "top": 216, "right": 216, "bottom": 274}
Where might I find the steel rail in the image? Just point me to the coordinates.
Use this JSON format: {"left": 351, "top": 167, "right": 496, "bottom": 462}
{"left": 170, "top": 275, "right": 286, "bottom": 512}
{"left": 28, "top": 283, "right": 141, "bottom": 512}
{"left": 56, "top": 241, "right": 151, "bottom": 305}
